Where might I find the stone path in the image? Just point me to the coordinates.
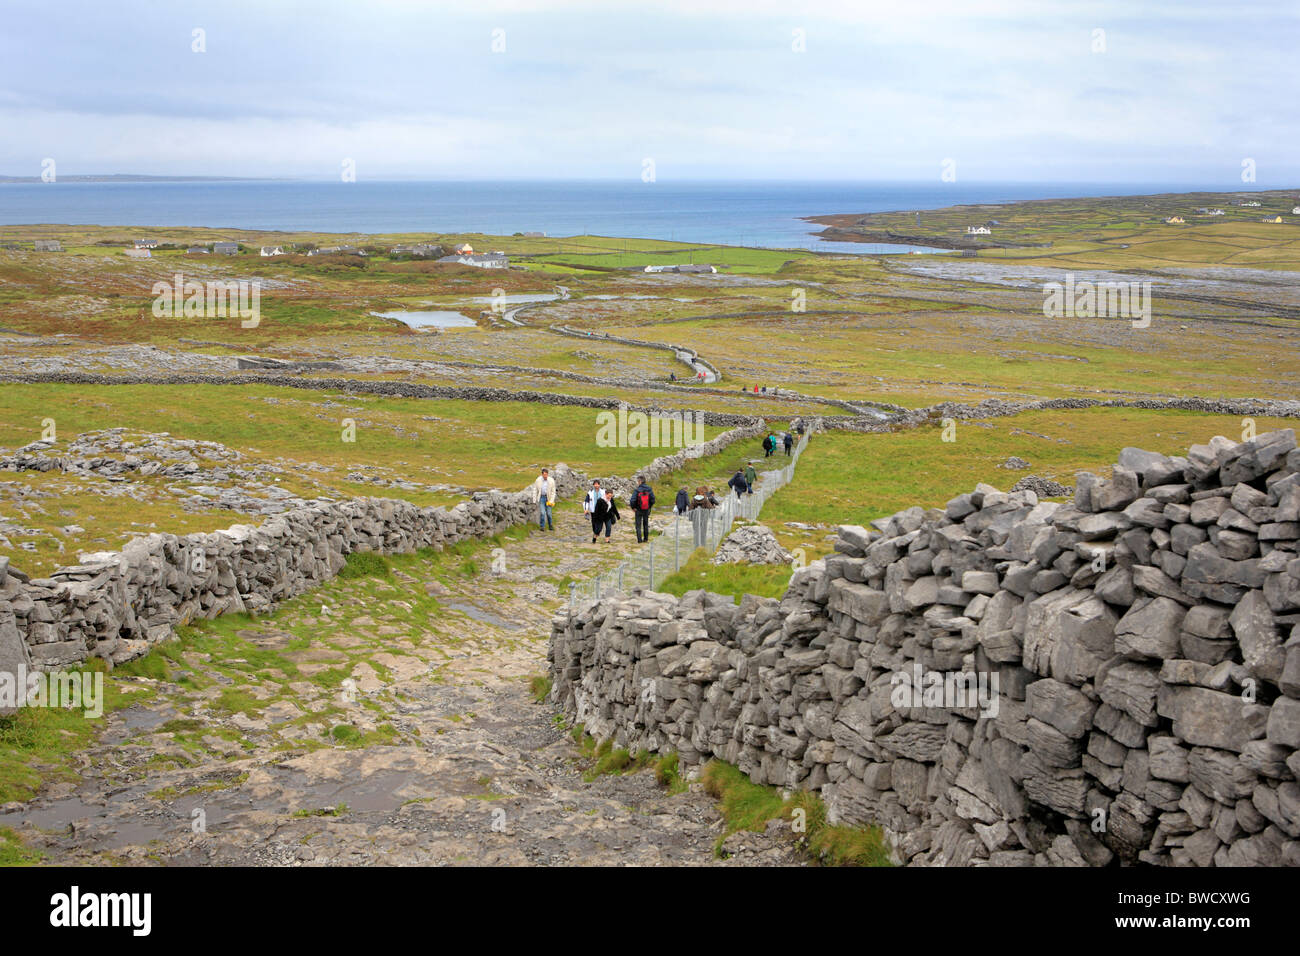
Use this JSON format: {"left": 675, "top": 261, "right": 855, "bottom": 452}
{"left": 1, "top": 502, "right": 800, "bottom": 866}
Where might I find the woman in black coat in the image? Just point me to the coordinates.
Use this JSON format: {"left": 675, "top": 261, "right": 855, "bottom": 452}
{"left": 592, "top": 490, "right": 620, "bottom": 542}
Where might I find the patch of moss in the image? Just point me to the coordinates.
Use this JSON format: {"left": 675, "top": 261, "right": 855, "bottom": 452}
{"left": 337, "top": 552, "right": 392, "bottom": 579}
{"left": 529, "top": 674, "right": 552, "bottom": 703}
{"left": 0, "top": 826, "right": 45, "bottom": 866}
{"left": 701, "top": 760, "right": 893, "bottom": 866}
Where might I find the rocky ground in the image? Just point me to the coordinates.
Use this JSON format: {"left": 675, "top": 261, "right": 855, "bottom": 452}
{"left": 0, "top": 502, "right": 801, "bottom": 866}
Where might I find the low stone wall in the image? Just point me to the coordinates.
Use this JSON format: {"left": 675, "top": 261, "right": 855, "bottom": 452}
{"left": 550, "top": 325, "right": 722, "bottom": 383}
{"left": 0, "top": 420, "right": 762, "bottom": 699}
{"left": 549, "top": 429, "right": 1300, "bottom": 866}
{"left": 823, "top": 395, "right": 1300, "bottom": 432}
{"left": 0, "top": 372, "right": 762, "bottom": 429}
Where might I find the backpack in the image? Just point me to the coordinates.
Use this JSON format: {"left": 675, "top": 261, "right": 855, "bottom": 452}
{"left": 638, "top": 491, "right": 651, "bottom": 511}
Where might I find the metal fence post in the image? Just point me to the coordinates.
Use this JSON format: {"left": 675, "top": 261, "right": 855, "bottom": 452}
{"left": 674, "top": 513, "right": 680, "bottom": 571}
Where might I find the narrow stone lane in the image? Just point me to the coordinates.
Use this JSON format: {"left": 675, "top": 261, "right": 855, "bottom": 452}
{"left": 3, "top": 500, "right": 800, "bottom": 866}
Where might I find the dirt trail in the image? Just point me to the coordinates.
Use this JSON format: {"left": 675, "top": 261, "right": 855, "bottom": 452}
{"left": 1, "top": 502, "right": 799, "bottom": 866}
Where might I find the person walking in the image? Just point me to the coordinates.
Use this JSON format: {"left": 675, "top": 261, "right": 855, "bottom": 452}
{"left": 531, "top": 467, "right": 556, "bottom": 531}
{"left": 783, "top": 432, "right": 794, "bottom": 456}
{"left": 689, "top": 486, "right": 716, "bottom": 510}
{"left": 688, "top": 488, "right": 714, "bottom": 547}
{"left": 673, "top": 487, "right": 689, "bottom": 515}
{"left": 593, "top": 489, "right": 620, "bottom": 543}
{"left": 629, "top": 475, "right": 655, "bottom": 543}
{"left": 744, "top": 462, "right": 757, "bottom": 495}
{"left": 584, "top": 479, "right": 602, "bottom": 541}
{"left": 762, "top": 434, "right": 773, "bottom": 458}
{"left": 728, "top": 469, "right": 747, "bottom": 499}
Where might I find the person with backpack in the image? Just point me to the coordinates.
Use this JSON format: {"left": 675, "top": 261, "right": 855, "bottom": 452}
{"left": 689, "top": 486, "right": 716, "bottom": 510}
{"left": 673, "top": 487, "right": 689, "bottom": 515}
{"left": 743, "top": 462, "right": 757, "bottom": 495}
{"left": 762, "top": 434, "right": 773, "bottom": 458}
{"left": 629, "top": 475, "right": 656, "bottom": 543}
{"left": 592, "top": 489, "right": 619, "bottom": 543}
{"left": 783, "top": 432, "right": 794, "bottom": 456}
{"left": 728, "top": 470, "right": 747, "bottom": 499}
{"left": 530, "top": 467, "right": 556, "bottom": 531}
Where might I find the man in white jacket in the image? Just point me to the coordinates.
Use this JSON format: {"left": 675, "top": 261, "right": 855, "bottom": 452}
{"left": 531, "top": 468, "right": 557, "bottom": 531}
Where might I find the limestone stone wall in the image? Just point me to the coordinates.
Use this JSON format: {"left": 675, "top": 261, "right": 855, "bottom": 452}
{"left": 549, "top": 430, "right": 1300, "bottom": 866}
{"left": 0, "top": 372, "right": 762, "bottom": 428}
{"left": 0, "top": 422, "right": 762, "bottom": 699}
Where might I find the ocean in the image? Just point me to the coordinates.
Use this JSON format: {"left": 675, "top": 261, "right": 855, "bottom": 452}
{"left": 0, "top": 179, "right": 1245, "bottom": 252}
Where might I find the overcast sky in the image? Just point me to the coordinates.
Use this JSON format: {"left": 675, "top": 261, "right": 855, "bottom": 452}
{"left": 2, "top": 0, "right": 1295, "bottom": 183}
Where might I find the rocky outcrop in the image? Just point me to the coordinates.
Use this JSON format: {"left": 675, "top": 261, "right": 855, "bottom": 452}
{"left": 712, "top": 525, "right": 794, "bottom": 566}
{"left": 549, "top": 429, "right": 1300, "bottom": 866}
{"left": 1010, "top": 475, "right": 1075, "bottom": 498}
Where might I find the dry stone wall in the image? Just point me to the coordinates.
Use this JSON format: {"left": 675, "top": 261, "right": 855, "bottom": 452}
{"left": 549, "top": 429, "right": 1300, "bottom": 866}
{"left": 0, "top": 422, "right": 763, "bottom": 705}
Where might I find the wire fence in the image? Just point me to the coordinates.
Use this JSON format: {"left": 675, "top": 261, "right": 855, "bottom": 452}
{"left": 568, "top": 430, "right": 810, "bottom": 609}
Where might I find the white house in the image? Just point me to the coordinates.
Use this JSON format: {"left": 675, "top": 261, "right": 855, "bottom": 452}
{"left": 643, "top": 264, "right": 717, "bottom": 273}
{"left": 438, "top": 252, "right": 509, "bottom": 269}
{"left": 966, "top": 225, "right": 991, "bottom": 235}
{"left": 133, "top": 239, "right": 160, "bottom": 249}
{"left": 260, "top": 246, "right": 284, "bottom": 257}
{"left": 1292, "top": 206, "right": 1300, "bottom": 215}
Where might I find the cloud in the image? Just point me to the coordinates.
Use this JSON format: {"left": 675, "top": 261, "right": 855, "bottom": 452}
{"left": 0, "top": 0, "right": 1295, "bottom": 181}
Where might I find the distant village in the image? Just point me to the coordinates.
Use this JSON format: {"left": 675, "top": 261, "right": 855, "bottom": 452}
{"left": 10, "top": 237, "right": 515, "bottom": 268}
{"left": 945, "top": 196, "right": 1296, "bottom": 241}
{"left": 2, "top": 235, "right": 731, "bottom": 277}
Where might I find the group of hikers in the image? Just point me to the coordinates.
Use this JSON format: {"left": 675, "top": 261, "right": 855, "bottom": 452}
{"left": 530, "top": 471, "right": 658, "bottom": 544}
{"left": 763, "top": 429, "right": 795, "bottom": 457}
{"left": 527, "top": 427, "right": 802, "bottom": 543}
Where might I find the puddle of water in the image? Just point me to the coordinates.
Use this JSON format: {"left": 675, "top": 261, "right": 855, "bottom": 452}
{"left": 1, "top": 796, "right": 178, "bottom": 848}
{"left": 370, "top": 310, "right": 477, "bottom": 329}
{"left": 446, "top": 602, "right": 525, "bottom": 631}
{"left": 118, "top": 705, "right": 173, "bottom": 733}
{"left": 270, "top": 767, "right": 430, "bottom": 813}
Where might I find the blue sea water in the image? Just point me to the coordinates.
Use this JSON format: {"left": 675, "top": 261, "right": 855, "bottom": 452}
{"left": 0, "top": 179, "right": 1245, "bottom": 252}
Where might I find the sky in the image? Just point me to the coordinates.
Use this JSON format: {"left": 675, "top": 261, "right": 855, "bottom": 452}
{"left": 1, "top": 0, "right": 1296, "bottom": 184}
